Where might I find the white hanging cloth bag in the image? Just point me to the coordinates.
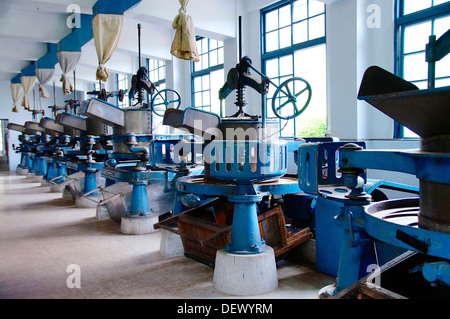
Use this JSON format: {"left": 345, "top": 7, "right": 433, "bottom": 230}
{"left": 11, "top": 83, "right": 24, "bottom": 113}
{"left": 170, "top": 0, "right": 199, "bottom": 62}
{"left": 58, "top": 51, "right": 81, "bottom": 95}
{"left": 36, "top": 69, "right": 55, "bottom": 98}
{"left": 21, "top": 75, "right": 37, "bottom": 110}
{"left": 93, "top": 13, "right": 124, "bottom": 82}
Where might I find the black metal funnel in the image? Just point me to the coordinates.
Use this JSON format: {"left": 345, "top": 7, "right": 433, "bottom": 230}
{"left": 358, "top": 66, "right": 450, "bottom": 139}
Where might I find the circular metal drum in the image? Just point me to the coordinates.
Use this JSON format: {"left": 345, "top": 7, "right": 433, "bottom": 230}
{"left": 206, "top": 140, "right": 288, "bottom": 183}
{"left": 112, "top": 108, "right": 152, "bottom": 154}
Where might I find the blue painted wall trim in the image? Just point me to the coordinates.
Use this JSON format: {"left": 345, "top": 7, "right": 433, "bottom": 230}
{"left": 11, "top": 74, "right": 21, "bottom": 84}
{"left": 93, "top": 0, "right": 141, "bottom": 16}
{"left": 37, "top": 43, "right": 58, "bottom": 69}
{"left": 21, "top": 62, "right": 37, "bottom": 77}
{"left": 58, "top": 14, "right": 94, "bottom": 52}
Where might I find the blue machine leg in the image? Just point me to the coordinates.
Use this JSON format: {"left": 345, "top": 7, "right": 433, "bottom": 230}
{"left": 128, "top": 182, "right": 150, "bottom": 217}
{"left": 24, "top": 154, "right": 32, "bottom": 169}
{"left": 225, "top": 195, "right": 266, "bottom": 254}
{"left": 46, "top": 162, "right": 57, "bottom": 180}
{"left": 83, "top": 170, "right": 99, "bottom": 196}
{"left": 335, "top": 229, "right": 366, "bottom": 294}
{"left": 54, "top": 163, "right": 67, "bottom": 184}
{"left": 34, "top": 157, "right": 47, "bottom": 176}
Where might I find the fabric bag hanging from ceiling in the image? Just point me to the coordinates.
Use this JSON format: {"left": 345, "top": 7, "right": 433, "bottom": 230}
{"left": 21, "top": 75, "right": 37, "bottom": 110}
{"left": 58, "top": 51, "right": 81, "bottom": 95}
{"left": 11, "top": 83, "right": 24, "bottom": 113}
{"left": 92, "top": 14, "right": 124, "bottom": 82}
{"left": 170, "top": 0, "right": 199, "bottom": 62}
{"left": 36, "top": 69, "right": 55, "bottom": 99}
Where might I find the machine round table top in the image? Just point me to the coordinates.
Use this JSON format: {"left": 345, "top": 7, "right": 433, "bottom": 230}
{"left": 176, "top": 175, "right": 301, "bottom": 198}
{"left": 364, "top": 198, "right": 450, "bottom": 260}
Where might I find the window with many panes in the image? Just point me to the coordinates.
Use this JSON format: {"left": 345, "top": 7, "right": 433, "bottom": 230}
{"left": 396, "top": 0, "right": 450, "bottom": 138}
{"left": 191, "top": 37, "right": 225, "bottom": 115}
{"left": 262, "top": 0, "right": 327, "bottom": 138}
{"left": 117, "top": 73, "right": 129, "bottom": 108}
{"left": 147, "top": 58, "right": 166, "bottom": 131}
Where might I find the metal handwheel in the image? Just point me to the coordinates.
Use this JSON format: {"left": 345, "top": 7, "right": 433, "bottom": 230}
{"left": 271, "top": 77, "right": 312, "bottom": 120}
{"left": 150, "top": 88, "right": 181, "bottom": 117}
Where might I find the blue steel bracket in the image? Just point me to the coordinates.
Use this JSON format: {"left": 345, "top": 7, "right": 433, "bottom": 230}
{"left": 101, "top": 167, "right": 167, "bottom": 183}
{"left": 298, "top": 142, "right": 367, "bottom": 196}
{"left": 339, "top": 148, "right": 450, "bottom": 185}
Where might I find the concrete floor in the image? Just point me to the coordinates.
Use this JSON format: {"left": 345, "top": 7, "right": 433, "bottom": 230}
{"left": 0, "top": 171, "right": 334, "bottom": 299}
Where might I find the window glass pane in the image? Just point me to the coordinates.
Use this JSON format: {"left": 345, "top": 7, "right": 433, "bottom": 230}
{"left": 294, "top": 44, "right": 327, "bottom": 137}
{"left": 403, "top": 0, "right": 432, "bottom": 15}
{"left": 309, "top": 14, "right": 326, "bottom": 40}
{"left": 279, "top": 26, "right": 292, "bottom": 49}
{"left": 436, "top": 77, "right": 450, "bottom": 87}
{"left": 202, "top": 53, "right": 209, "bottom": 69}
{"left": 280, "top": 119, "right": 295, "bottom": 137}
{"left": 404, "top": 127, "right": 418, "bottom": 138}
{"left": 279, "top": 5, "right": 291, "bottom": 28}
{"left": 293, "top": 0, "right": 308, "bottom": 22}
{"left": 218, "top": 47, "right": 224, "bottom": 64}
{"left": 265, "top": 58, "right": 279, "bottom": 78}
{"left": 403, "top": 52, "right": 428, "bottom": 81}
{"left": 202, "top": 74, "right": 210, "bottom": 90}
{"left": 266, "top": 31, "right": 279, "bottom": 52}
{"left": 195, "top": 56, "right": 203, "bottom": 72}
{"left": 210, "top": 49, "right": 218, "bottom": 67}
{"left": 203, "top": 91, "right": 210, "bottom": 105}
{"left": 195, "top": 92, "right": 202, "bottom": 107}
{"left": 201, "top": 38, "right": 208, "bottom": 54}
{"left": 293, "top": 21, "right": 308, "bottom": 44}
{"left": 194, "top": 76, "right": 202, "bottom": 91}
{"left": 434, "top": 0, "right": 450, "bottom": 5}
{"left": 210, "top": 39, "right": 218, "bottom": 50}
{"left": 309, "top": 0, "right": 325, "bottom": 16}
{"left": 433, "top": 15, "right": 450, "bottom": 38}
{"left": 266, "top": 10, "right": 279, "bottom": 32}
{"left": 279, "top": 55, "right": 293, "bottom": 77}
{"left": 436, "top": 54, "right": 450, "bottom": 78}
{"left": 403, "top": 21, "right": 432, "bottom": 53}
{"left": 210, "top": 69, "right": 224, "bottom": 115}
{"left": 411, "top": 80, "right": 428, "bottom": 90}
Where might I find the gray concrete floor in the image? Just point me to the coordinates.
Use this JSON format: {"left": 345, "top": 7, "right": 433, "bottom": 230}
{"left": 0, "top": 171, "right": 334, "bottom": 299}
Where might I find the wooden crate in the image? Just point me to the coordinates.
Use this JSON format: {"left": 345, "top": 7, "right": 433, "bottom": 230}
{"left": 155, "top": 197, "right": 313, "bottom": 267}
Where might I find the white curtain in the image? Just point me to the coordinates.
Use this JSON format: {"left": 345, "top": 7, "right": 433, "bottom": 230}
{"left": 57, "top": 51, "right": 81, "bottom": 95}
{"left": 170, "top": 0, "right": 199, "bottom": 62}
{"left": 36, "top": 69, "right": 55, "bottom": 98}
{"left": 92, "top": 14, "right": 124, "bottom": 82}
{"left": 21, "top": 76, "right": 37, "bottom": 110}
{"left": 11, "top": 83, "right": 24, "bottom": 113}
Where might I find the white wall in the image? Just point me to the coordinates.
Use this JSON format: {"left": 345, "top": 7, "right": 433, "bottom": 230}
{"left": 327, "top": 0, "right": 398, "bottom": 140}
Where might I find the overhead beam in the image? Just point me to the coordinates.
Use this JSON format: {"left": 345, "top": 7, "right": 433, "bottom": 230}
{"left": 0, "top": 9, "right": 71, "bottom": 43}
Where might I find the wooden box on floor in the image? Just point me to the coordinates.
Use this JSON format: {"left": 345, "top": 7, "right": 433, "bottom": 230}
{"left": 154, "top": 197, "right": 313, "bottom": 267}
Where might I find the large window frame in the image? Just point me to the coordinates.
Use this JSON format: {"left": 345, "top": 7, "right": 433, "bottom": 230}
{"left": 191, "top": 37, "right": 225, "bottom": 115}
{"left": 395, "top": 0, "right": 450, "bottom": 138}
{"left": 261, "top": 0, "right": 327, "bottom": 138}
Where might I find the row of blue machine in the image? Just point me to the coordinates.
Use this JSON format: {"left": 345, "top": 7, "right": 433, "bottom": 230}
{"left": 7, "top": 37, "right": 450, "bottom": 298}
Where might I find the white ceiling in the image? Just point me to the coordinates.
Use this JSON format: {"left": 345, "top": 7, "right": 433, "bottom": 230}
{"left": 0, "top": 0, "right": 238, "bottom": 87}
